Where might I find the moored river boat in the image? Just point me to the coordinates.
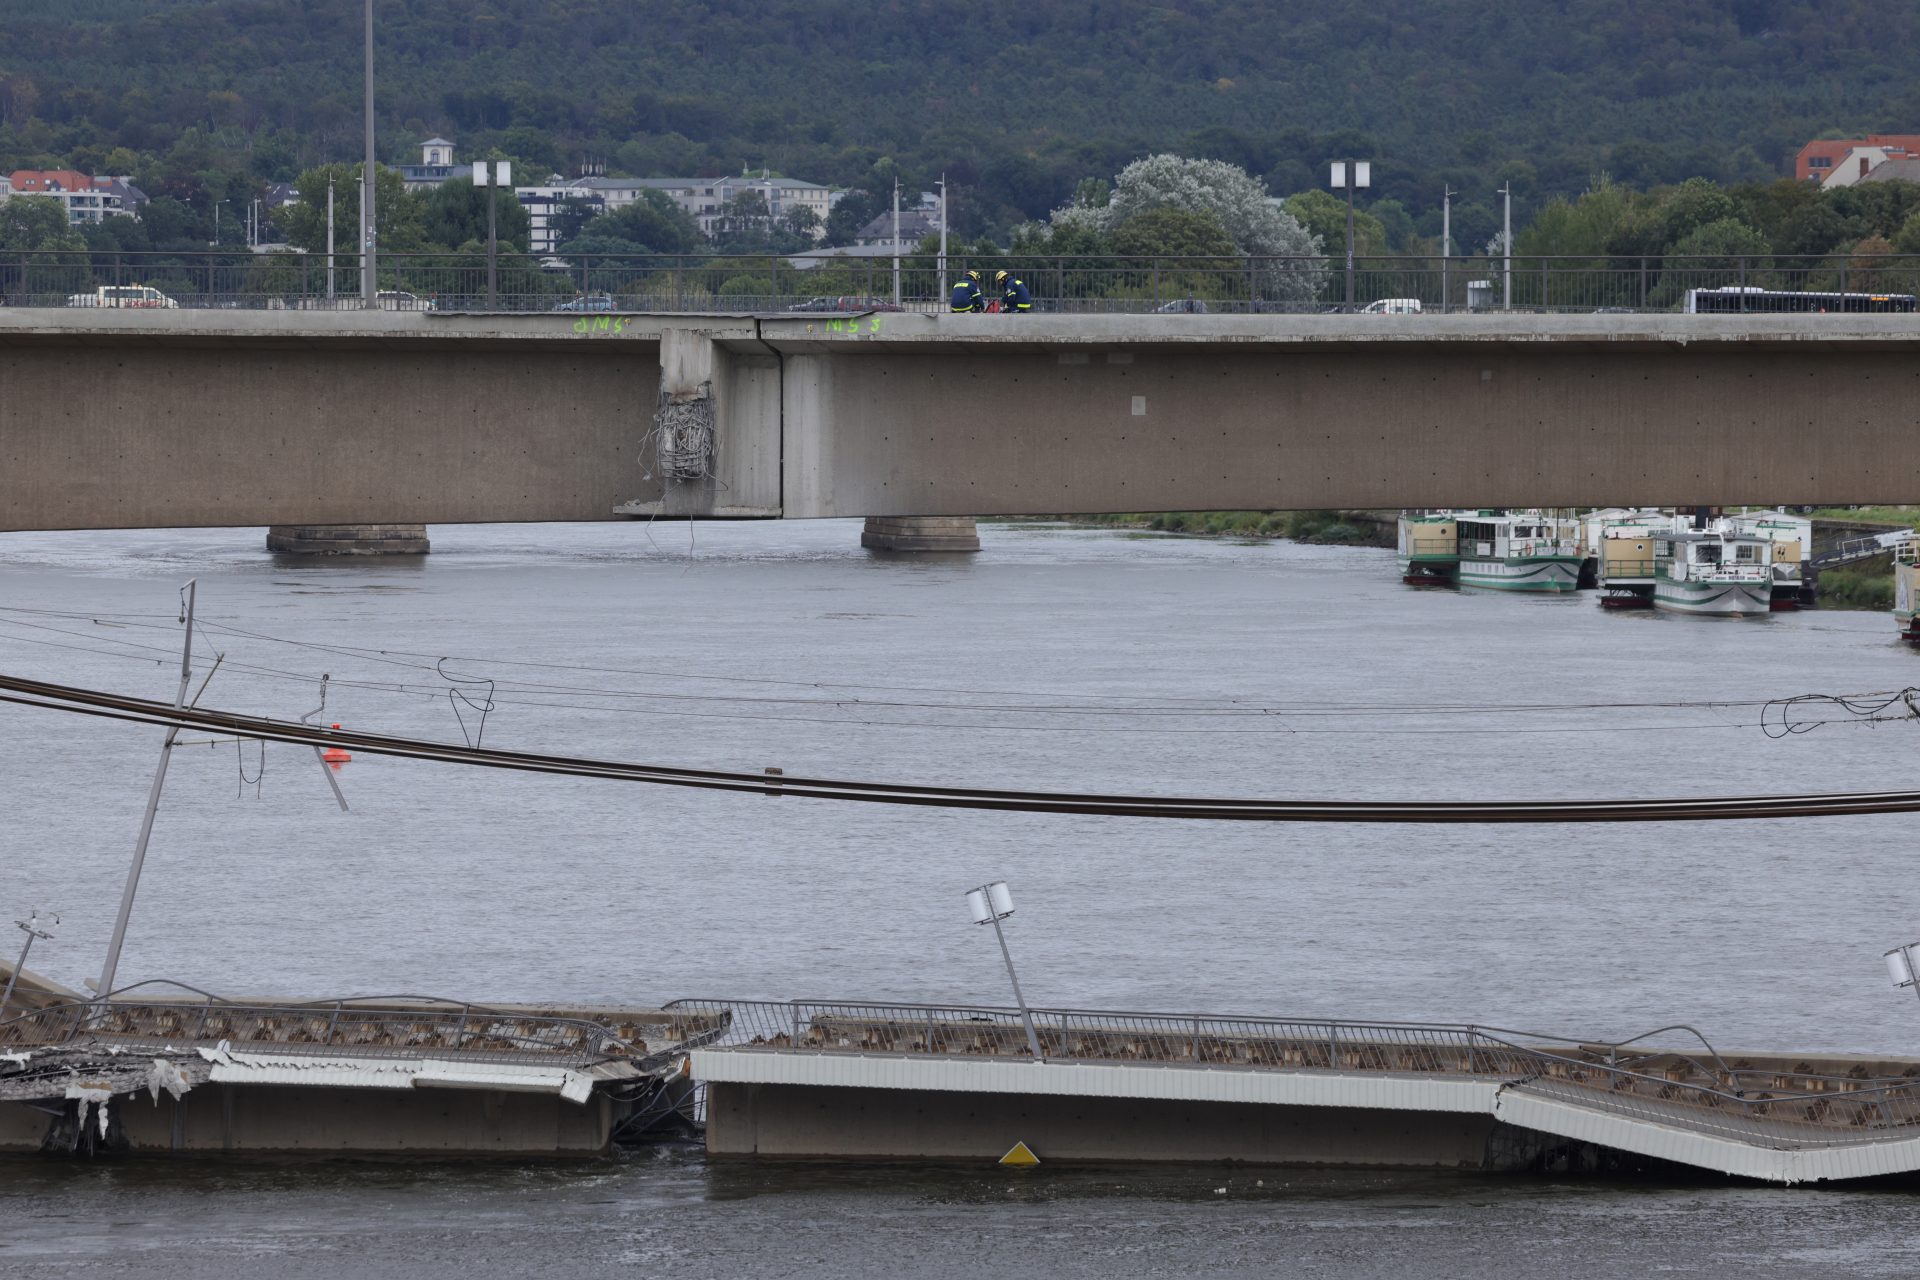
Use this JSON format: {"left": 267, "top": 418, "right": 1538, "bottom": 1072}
{"left": 1454, "top": 510, "right": 1583, "bottom": 592}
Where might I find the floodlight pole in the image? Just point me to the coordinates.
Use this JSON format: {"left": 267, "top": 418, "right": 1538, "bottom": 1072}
{"left": 98, "top": 579, "right": 196, "bottom": 1001}
{"left": 1330, "top": 160, "right": 1369, "bottom": 309}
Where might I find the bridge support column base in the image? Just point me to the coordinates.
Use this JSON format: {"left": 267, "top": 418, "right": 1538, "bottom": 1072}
{"left": 266, "top": 524, "right": 431, "bottom": 555}
{"left": 860, "top": 516, "right": 980, "bottom": 553}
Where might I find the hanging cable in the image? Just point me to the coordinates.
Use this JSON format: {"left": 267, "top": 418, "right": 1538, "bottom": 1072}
{"left": 437, "top": 658, "right": 496, "bottom": 748}
{"left": 236, "top": 735, "right": 266, "bottom": 798}
{"left": 7, "top": 671, "right": 1920, "bottom": 825}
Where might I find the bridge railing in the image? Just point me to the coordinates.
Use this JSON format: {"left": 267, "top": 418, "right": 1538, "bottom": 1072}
{"left": 5, "top": 250, "right": 1920, "bottom": 315}
{"left": 665, "top": 997, "right": 1920, "bottom": 1148}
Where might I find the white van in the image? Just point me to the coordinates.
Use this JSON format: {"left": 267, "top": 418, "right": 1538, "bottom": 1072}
{"left": 65, "top": 285, "right": 179, "bottom": 309}
{"left": 1360, "top": 297, "right": 1423, "bottom": 314}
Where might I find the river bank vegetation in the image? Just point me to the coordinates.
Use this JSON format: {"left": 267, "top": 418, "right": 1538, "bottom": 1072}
{"left": 1060, "top": 511, "right": 1389, "bottom": 544}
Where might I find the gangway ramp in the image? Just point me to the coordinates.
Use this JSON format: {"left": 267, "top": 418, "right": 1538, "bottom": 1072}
{"left": 672, "top": 999, "right": 1920, "bottom": 1182}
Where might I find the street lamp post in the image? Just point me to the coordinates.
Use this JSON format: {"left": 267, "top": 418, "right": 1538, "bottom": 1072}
{"left": 937, "top": 174, "right": 949, "bottom": 303}
{"left": 1441, "top": 185, "right": 1456, "bottom": 315}
{"left": 326, "top": 177, "right": 335, "bottom": 301}
{"left": 361, "top": 0, "right": 377, "bottom": 310}
{"left": 475, "top": 160, "right": 512, "bottom": 309}
{"left": 965, "top": 881, "right": 1044, "bottom": 1062}
{"left": 1886, "top": 941, "right": 1920, "bottom": 1005}
{"left": 1329, "top": 160, "right": 1371, "bottom": 310}
{"left": 1499, "top": 181, "right": 1513, "bottom": 312}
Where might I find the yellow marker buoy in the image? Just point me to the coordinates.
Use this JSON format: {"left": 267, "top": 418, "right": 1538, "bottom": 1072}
{"left": 999, "top": 1141, "right": 1040, "bottom": 1167}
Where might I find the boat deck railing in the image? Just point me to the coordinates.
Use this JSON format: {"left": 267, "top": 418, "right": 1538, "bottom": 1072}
{"left": 667, "top": 998, "right": 1920, "bottom": 1150}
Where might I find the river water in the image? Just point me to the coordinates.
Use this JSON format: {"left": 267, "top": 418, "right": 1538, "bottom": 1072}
{"left": 2, "top": 520, "right": 1918, "bottom": 1275}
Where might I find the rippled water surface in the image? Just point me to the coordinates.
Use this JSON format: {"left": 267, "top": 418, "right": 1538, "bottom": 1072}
{"left": 2, "top": 519, "right": 1917, "bottom": 1274}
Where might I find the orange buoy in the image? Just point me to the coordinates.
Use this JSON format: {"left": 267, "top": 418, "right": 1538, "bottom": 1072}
{"left": 321, "top": 722, "right": 352, "bottom": 764}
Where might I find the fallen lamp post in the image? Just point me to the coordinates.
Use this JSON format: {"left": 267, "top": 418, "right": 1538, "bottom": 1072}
{"left": 965, "top": 880, "right": 1044, "bottom": 1062}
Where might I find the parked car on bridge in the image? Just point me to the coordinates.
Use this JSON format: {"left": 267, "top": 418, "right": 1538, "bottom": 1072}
{"left": 553, "top": 294, "right": 615, "bottom": 313}
{"left": 1154, "top": 298, "right": 1210, "bottom": 313}
{"left": 66, "top": 284, "right": 179, "bottom": 309}
{"left": 1360, "top": 297, "right": 1424, "bottom": 314}
{"left": 377, "top": 290, "right": 436, "bottom": 311}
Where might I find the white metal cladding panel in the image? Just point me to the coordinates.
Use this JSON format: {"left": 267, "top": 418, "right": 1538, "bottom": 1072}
{"left": 689, "top": 1051, "right": 1500, "bottom": 1113}
{"left": 1493, "top": 1090, "right": 1920, "bottom": 1183}
{"left": 204, "top": 1060, "right": 418, "bottom": 1090}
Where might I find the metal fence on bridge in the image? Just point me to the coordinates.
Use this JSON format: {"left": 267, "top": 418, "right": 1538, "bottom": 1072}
{"left": 5, "top": 250, "right": 1920, "bottom": 316}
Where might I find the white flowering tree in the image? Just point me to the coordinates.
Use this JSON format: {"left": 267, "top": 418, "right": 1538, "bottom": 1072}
{"left": 1049, "top": 154, "right": 1326, "bottom": 308}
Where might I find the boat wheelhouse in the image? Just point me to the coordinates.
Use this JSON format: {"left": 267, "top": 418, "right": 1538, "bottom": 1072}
{"left": 1454, "top": 510, "right": 1583, "bottom": 593}
{"left": 1395, "top": 512, "right": 1459, "bottom": 585}
{"left": 1585, "top": 510, "right": 1679, "bottom": 608}
{"left": 1653, "top": 529, "right": 1773, "bottom": 616}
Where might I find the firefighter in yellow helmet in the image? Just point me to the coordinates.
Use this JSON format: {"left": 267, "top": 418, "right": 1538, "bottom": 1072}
{"left": 995, "top": 269, "right": 1032, "bottom": 314}
{"left": 949, "top": 269, "right": 986, "bottom": 313}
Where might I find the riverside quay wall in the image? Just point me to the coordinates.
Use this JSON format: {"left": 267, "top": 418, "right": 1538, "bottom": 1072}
{"left": 5, "top": 309, "right": 1920, "bottom": 532}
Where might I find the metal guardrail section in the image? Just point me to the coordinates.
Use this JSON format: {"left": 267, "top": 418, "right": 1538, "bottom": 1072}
{"left": 6, "top": 250, "right": 1920, "bottom": 315}
{"left": 0, "top": 997, "right": 730, "bottom": 1069}
{"left": 666, "top": 999, "right": 1920, "bottom": 1150}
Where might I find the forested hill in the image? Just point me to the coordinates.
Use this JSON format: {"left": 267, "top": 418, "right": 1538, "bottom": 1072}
{"left": 2, "top": 0, "right": 1917, "bottom": 229}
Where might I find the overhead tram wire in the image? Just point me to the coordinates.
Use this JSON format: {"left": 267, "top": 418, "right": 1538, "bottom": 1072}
{"left": 5, "top": 671, "right": 1920, "bottom": 824}
{"left": 0, "top": 604, "right": 1854, "bottom": 719}
{"left": 0, "top": 624, "right": 1911, "bottom": 738}
{"left": 0, "top": 606, "right": 1884, "bottom": 728}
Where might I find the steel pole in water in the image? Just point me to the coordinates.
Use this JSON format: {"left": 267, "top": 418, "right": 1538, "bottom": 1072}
{"left": 97, "top": 581, "right": 196, "bottom": 999}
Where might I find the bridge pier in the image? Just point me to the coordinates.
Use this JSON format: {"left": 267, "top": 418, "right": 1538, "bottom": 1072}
{"left": 860, "top": 516, "right": 981, "bottom": 553}
{"left": 266, "top": 524, "right": 432, "bottom": 555}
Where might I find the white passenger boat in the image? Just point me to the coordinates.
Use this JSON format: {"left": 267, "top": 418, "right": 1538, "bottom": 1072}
{"left": 1454, "top": 510, "right": 1583, "bottom": 592}
{"left": 1652, "top": 528, "right": 1773, "bottom": 615}
{"left": 1722, "top": 509, "right": 1812, "bottom": 610}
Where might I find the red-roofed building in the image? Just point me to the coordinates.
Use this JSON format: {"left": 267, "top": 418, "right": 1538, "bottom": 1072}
{"left": 1796, "top": 136, "right": 1920, "bottom": 182}
{"left": 4, "top": 169, "right": 136, "bottom": 223}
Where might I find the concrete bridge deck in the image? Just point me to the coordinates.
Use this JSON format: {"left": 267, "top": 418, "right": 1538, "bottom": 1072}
{"left": 4, "top": 310, "right": 1920, "bottom": 533}
{"left": 0, "top": 987, "right": 721, "bottom": 1155}
{"left": 675, "top": 999, "right": 1920, "bottom": 1182}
